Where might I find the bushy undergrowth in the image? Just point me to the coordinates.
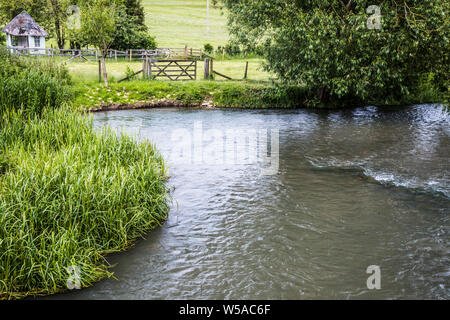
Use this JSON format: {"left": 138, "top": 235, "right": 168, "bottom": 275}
{"left": 0, "top": 108, "right": 170, "bottom": 299}
{"left": 0, "top": 47, "right": 72, "bottom": 115}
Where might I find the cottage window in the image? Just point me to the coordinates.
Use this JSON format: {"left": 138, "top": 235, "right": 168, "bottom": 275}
{"left": 34, "top": 36, "right": 41, "bottom": 47}
{"left": 11, "top": 36, "right": 18, "bottom": 47}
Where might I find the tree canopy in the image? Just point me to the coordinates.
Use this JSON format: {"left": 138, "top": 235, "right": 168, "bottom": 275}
{"left": 222, "top": 0, "right": 449, "bottom": 106}
{"left": 110, "top": 0, "right": 156, "bottom": 50}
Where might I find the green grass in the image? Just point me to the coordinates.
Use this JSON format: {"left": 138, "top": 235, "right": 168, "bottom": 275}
{"left": 46, "top": 0, "right": 229, "bottom": 50}
{"left": 140, "top": 0, "right": 228, "bottom": 48}
{"left": 73, "top": 79, "right": 308, "bottom": 110}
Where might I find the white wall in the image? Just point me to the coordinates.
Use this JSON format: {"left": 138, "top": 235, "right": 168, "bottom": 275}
{"left": 5, "top": 34, "right": 46, "bottom": 54}
{"left": 29, "top": 35, "right": 46, "bottom": 54}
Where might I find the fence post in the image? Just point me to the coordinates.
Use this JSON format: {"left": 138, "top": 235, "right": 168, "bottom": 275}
{"left": 204, "top": 57, "right": 210, "bottom": 80}
{"left": 244, "top": 61, "right": 249, "bottom": 79}
{"left": 210, "top": 58, "right": 214, "bottom": 79}
{"left": 185, "top": 45, "right": 188, "bottom": 60}
{"left": 194, "top": 60, "right": 197, "bottom": 80}
{"left": 98, "top": 59, "right": 102, "bottom": 83}
{"left": 148, "top": 58, "right": 152, "bottom": 79}
{"left": 142, "top": 56, "right": 147, "bottom": 79}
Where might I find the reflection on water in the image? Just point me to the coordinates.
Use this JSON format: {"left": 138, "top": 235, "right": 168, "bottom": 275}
{"left": 52, "top": 105, "right": 449, "bottom": 299}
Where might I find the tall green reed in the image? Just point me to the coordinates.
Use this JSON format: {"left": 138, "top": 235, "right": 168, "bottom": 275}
{"left": 0, "top": 108, "right": 170, "bottom": 299}
{"left": 0, "top": 46, "right": 72, "bottom": 116}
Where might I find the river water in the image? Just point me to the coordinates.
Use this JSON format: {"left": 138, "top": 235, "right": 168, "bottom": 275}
{"left": 57, "top": 104, "right": 449, "bottom": 299}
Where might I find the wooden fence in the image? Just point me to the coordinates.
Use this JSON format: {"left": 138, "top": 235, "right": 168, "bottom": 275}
{"left": 7, "top": 46, "right": 203, "bottom": 61}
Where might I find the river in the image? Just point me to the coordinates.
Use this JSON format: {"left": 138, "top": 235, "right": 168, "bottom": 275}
{"left": 54, "top": 104, "right": 449, "bottom": 299}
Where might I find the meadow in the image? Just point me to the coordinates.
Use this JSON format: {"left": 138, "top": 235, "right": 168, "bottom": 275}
{"left": 46, "top": 0, "right": 229, "bottom": 49}
{"left": 138, "top": 0, "right": 228, "bottom": 48}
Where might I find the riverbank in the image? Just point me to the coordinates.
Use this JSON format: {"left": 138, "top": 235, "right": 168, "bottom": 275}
{"left": 0, "top": 49, "right": 170, "bottom": 299}
{"left": 74, "top": 80, "right": 310, "bottom": 111}
{"left": 73, "top": 78, "right": 447, "bottom": 112}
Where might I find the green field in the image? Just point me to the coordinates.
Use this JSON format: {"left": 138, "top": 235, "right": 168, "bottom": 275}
{"left": 45, "top": 0, "right": 228, "bottom": 50}
{"left": 142, "top": 0, "right": 229, "bottom": 48}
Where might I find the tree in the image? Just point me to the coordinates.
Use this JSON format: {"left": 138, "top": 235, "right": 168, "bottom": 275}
{"left": 81, "top": 0, "right": 117, "bottom": 87}
{"left": 48, "top": 0, "right": 66, "bottom": 49}
{"left": 110, "top": 1, "right": 157, "bottom": 50}
{"left": 123, "top": 0, "right": 146, "bottom": 27}
{"left": 222, "top": 0, "right": 449, "bottom": 106}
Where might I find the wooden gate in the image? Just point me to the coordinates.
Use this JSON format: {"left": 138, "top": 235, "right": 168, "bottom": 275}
{"left": 148, "top": 60, "right": 197, "bottom": 81}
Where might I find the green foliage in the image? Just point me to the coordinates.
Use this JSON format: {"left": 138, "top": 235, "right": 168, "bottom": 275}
{"left": 0, "top": 0, "right": 52, "bottom": 33}
{"left": 0, "top": 107, "right": 169, "bottom": 299}
{"left": 222, "top": 0, "right": 450, "bottom": 106}
{"left": 80, "top": 0, "right": 117, "bottom": 52}
{"left": 203, "top": 43, "right": 214, "bottom": 54}
{"left": 0, "top": 32, "right": 5, "bottom": 45}
{"left": 223, "top": 43, "right": 241, "bottom": 56}
{"left": 0, "top": 47, "right": 72, "bottom": 116}
{"left": 413, "top": 73, "right": 442, "bottom": 103}
{"left": 125, "top": 65, "right": 138, "bottom": 80}
{"left": 123, "top": 0, "right": 146, "bottom": 26}
{"left": 110, "top": 0, "right": 157, "bottom": 50}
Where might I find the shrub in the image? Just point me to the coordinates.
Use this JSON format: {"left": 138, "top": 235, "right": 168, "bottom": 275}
{"left": 203, "top": 43, "right": 214, "bottom": 54}
{"left": 125, "top": 65, "right": 138, "bottom": 81}
{"left": 224, "top": 43, "right": 241, "bottom": 56}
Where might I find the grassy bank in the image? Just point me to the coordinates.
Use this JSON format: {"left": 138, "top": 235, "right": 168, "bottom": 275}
{"left": 0, "top": 49, "right": 170, "bottom": 299}
{"left": 73, "top": 80, "right": 309, "bottom": 110}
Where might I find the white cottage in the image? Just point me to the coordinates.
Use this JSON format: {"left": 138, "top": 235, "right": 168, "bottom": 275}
{"left": 2, "top": 11, "right": 48, "bottom": 54}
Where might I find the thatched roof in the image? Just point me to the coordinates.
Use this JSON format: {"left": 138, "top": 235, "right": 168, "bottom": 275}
{"left": 1, "top": 11, "right": 48, "bottom": 37}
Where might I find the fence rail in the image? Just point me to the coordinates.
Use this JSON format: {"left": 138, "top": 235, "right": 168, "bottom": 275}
{"left": 7, "top": 46, "right": 204, "bottom": 61}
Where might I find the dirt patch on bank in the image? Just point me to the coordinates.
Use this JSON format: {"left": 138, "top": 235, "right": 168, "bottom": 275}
{"left": 88, "top": 98, "right": 216, "bottom": 112}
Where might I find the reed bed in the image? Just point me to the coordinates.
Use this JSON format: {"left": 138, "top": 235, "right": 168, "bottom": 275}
{"left": 0, "top": 47, "right": 71, "bottom": 116}
{"left": 0, "top": 47, "right": 170, "bottom": 299}
{"left": 0, "top": 108, "right": 170, "bottom": 299}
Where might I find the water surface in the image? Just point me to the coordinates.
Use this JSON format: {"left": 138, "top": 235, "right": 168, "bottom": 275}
{"left": 55, "top": 105, "right": 449, "bottom": 299}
